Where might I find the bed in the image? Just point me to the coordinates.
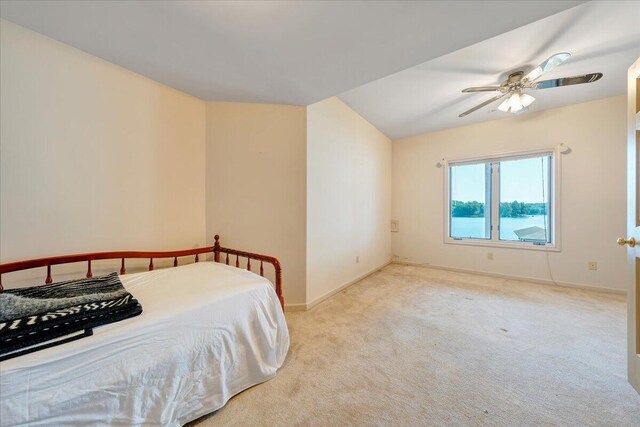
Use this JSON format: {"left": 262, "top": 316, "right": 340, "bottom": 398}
{"left": 0, "top": 236, "right": 289, "bottom": 426}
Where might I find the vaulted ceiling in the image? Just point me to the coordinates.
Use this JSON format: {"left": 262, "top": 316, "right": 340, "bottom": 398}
{"left": 2, "top": 1, "right": 635, "bottom": 140}
{"left": 338, "top": 1, "right": 640, "bottom": 139}
{"left": 1, "top": 0, "right": 581, "bottom": 107}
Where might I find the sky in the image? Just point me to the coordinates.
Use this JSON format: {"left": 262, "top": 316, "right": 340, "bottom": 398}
{"left": 450, "top": 156, "right": 550, "bottom": 204}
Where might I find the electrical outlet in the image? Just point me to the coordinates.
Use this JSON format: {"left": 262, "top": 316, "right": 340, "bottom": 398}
{"left": 588, "top": 261, "right": 598, "bottom": 271}
{"left": 356, "top": 256, "right": 360, "bottom": 264}
{"left": 487, "top": 253, "right": 494, "bottom": 260}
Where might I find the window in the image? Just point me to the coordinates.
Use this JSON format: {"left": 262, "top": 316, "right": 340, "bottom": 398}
{"left": 445, "top": 148, "right": 559, "bottom": 250}
{"left": 450, "top": 163, "right": 491, "bottom": 239}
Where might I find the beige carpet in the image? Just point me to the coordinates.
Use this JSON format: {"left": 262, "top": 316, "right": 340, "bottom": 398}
{"left": 189, "top": 264, "right": 640, "bottom": 426}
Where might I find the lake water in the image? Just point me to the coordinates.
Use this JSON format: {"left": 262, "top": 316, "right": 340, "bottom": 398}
{"left": 451, "top": 215, "right": 549, "bottom": 241}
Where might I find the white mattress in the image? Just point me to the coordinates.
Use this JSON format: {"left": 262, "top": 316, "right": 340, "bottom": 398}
{"left": 0, "top": 261, "right": 290, "bottom": 426}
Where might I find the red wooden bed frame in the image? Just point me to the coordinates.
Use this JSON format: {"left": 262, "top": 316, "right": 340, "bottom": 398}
{"left": 0, "top": 235, "right": 284, "bottom": 310}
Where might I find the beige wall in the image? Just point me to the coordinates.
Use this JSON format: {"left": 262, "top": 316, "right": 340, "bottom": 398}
{"left": 392, "top": 96, "right": 627, "bottom": 292}
{"left": 0, "top": 20, "right": 207, "bottom": 285}
{"left": 306, "top": 97, "right": 392, "bottom": 306}
{"left": 205, "top": 102, "right": 307, "bottom": 305}
{"left": 5, "top": 17, "right": 622, "bottom": 305}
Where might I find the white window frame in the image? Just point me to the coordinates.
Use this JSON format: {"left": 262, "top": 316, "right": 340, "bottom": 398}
{"left": 443, "top": 146, "right": 562, "bottom": 251}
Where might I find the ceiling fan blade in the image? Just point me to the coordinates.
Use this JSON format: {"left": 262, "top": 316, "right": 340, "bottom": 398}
{"left": 462, "top": 86, "right": 502, "bottom": 93}
{"left": 530, "top": 72, "right": 603, "bottom": 90}
{"left": 458, "top": 94, "right": 507, "bottom": 118}
{"left": 523, "top": 52, "right": 571, "bottom": 82}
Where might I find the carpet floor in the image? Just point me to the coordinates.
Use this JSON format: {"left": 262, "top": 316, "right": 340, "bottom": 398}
{"left": 189, "top": 264, "right": 640, "bottom": 426}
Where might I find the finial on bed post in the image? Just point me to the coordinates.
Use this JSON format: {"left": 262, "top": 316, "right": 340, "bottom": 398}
{"left": 213, "top": 235, "right": 221, "bottom": 263}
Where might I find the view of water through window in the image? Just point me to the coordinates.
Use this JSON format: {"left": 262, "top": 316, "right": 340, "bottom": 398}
{"left": 499, "top": 156, "right": 550, "bottom": 242}
{"left": 451, "top": 215, "right": 548, "bottom": 241}
{"left": 450, "top": 163, "right": 490, "bottom": 239}
{"left": 450, "top": 156, "right": 551, "bottom": 243}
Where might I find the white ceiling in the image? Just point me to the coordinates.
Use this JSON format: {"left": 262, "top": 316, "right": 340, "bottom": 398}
{"left": 0, "top": 1, "right": 582, "bottom": 106}
{"left": 339, "top": 1, "right": 640, "bottom": 139}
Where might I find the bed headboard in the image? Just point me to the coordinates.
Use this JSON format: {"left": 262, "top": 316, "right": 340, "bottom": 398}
{"left": 0, "top": 235, "right": 284, "bottom": 310}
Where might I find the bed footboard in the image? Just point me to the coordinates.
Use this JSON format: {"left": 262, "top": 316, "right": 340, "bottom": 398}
{"left": 0, "top": 235, "right": 284, "bottom": 311}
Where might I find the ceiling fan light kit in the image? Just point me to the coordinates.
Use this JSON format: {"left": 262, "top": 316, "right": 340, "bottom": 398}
{"left": 520, "top": 93, "right": 535, "bottom": 107}
{"left": 498, "top": 92, "right": 535, "bottom": 113}
{"left": 459, "top": 52, "right": 603, "bottom": 118}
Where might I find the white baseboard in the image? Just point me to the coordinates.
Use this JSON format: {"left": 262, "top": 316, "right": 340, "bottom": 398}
{"left": 393, "top": 261, "right": 627, "bottom": 296}
{"left": 306, "top": 260, "right": 392, "bottom": 310}
{"left": 284, "top": 259, "right": 392, "bottom": 312}
{"left": 284, "top": 303, "right": 307, "bottom": 312}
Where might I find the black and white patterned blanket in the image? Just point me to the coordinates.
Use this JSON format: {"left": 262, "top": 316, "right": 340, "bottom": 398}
{"left": 0, "top": 272, "right": 142, "bottom": 361}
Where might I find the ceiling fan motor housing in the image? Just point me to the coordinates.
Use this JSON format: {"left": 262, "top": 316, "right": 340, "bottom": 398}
{"left": 502, "top": 71, "right": 526, "bottom": 93}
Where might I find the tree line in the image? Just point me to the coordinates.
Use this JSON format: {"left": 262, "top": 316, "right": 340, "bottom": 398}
{"left": 451, "top": 200, "right": 547, "bottom": 218}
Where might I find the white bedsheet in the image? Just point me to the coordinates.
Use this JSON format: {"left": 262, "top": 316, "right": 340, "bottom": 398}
{"left": 0, "top": 262, "right": 290, "bottom": 426}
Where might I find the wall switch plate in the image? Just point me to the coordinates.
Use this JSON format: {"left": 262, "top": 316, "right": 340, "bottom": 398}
{"left": 487, "top": 253, "right": 494, "bottom": 260}
{"left": 356, "top": 256, "right": 360, "bottom": 264}
{"left": 391, "top": 220, "right": 399, "bottom": 232}
{"left": 588, "top": 261, "right": 598, "bottom": 271}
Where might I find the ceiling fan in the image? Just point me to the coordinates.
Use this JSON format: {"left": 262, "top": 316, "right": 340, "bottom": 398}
{"left": 458, "top": 53, "right": 603, "bottom": 117}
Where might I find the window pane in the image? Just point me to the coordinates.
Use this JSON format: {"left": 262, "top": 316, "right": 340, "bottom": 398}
{"left": 499, "top": 156, "right": 551, "bottom": 242}
{"left": 450, "top": 163, "right": 491, "bottom": 239}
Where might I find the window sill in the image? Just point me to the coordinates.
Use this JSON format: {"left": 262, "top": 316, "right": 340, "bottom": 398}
{"left": 444, "top": 238, "right": 561, "bottom": 252}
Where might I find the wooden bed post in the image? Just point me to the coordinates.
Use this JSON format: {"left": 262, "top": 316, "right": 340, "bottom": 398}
{"left": 275, "top": 263, "right": 284, "bottom": 310}
{"left": 213, "top": 235, "right": 221, "bottom": 263}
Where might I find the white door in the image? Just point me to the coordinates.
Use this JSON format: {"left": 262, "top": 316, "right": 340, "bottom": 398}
{"left": 622, "top": 57, "right": 640, "bottom": 394}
